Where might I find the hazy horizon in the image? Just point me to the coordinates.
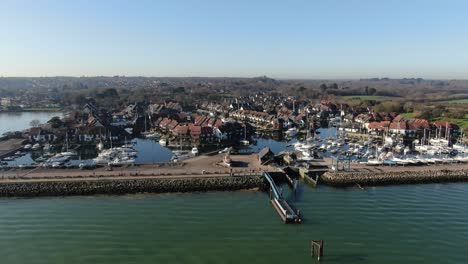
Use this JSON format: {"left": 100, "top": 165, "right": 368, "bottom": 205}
{"left": 1, "top": 0, "right": 468, "bottom": 79}
{"left": 1, "top": 75, "right": 467, "bottom": 81}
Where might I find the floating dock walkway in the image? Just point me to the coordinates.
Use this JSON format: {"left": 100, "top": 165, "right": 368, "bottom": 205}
{"left": 263, "top": 171, "right": 302, "bottom": 223}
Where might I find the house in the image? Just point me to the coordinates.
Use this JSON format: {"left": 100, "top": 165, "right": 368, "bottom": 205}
{"left": 389, "top": 121, "right": 415, "bottom": 135}
{"left": 432, "top": 121, "right": 459, "bottom": 138}
{"left": 367, "top": 121, "right": 390, "bottom": 135}
{"left": 173, "top": 125, "right": 190, "bottom": 142}
{"left": 29, "top": 128, "right": 57, "bottom": 142}
{"left": 200, "top": 126, "right": 214, "bottom": 143}
{"left": 189, "top": 124, "right": 202, "bottom": 141}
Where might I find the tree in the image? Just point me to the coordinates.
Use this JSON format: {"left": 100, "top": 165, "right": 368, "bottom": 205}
{"left": 101, "top": 88, "right": 118, "bottom": 98}
{"left": 30, "top": 119, "right": 41, "bottom": 128}
{"left": 320, "top": 84, "right": 328, "bottom": 94}
{"left": 173, "top": 87, "right": 186, "bottom": 93}
{"left": 74, "top": 94, "right": 87, "bottom": 106}
{"left": 373, "top": 101, "right": 404, "bottom": 113}
{"left": 415, "top": 109, "right": 433, "bottom": 120}
{"left": 47, "top": 116, "right": 63, "bottom": 128}
{"left": 403, "top": 102, "right": 414, "bottom": 113}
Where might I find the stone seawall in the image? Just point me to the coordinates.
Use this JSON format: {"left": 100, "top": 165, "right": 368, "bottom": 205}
{"left": 0, "top": 176, "right": 268, "bottom": 197}
{"left": 321, "top": 169, "right": 468, "bottom": 187}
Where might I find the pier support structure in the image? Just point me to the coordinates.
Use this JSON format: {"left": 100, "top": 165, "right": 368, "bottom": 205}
{"left": 331, "top": 156, "right": 350, "bottom": 172}
{"left": 310, "top": 240, "right": 324, "bottom": 261}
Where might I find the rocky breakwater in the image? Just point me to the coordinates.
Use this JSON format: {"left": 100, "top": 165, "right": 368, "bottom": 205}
{"left": 0, "top": 175, "right": 268, "bottom": 197}
{"left": 321, "top": 169, "right": 468, "bottom": 187}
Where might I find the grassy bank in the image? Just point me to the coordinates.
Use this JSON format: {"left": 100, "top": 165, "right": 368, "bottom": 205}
{"left": 340, "top": 95, "right": 401, "bottom": 101}
{"left": 19, "top": 107, "right": 62, "bottom": 112}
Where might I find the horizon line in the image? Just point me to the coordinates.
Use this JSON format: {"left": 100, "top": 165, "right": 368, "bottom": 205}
{"left": 1, "top": 75, "right": 466, "bottom": 81}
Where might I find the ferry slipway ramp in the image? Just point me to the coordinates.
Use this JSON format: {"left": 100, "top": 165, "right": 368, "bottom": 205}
{"left": 263, "top": 171, "right": 302, "bottom": 224}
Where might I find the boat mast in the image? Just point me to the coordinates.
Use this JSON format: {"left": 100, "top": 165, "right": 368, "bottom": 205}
{"left": 65, "top": 132, "right": 69, "bottom": 152}
{"left": 244, "top": 123, "right": 247, "bottom": 140}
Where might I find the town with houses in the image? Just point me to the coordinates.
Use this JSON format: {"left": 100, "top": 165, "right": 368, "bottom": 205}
{"left": 1, "top": 90, "right": 466, "bottom": 170}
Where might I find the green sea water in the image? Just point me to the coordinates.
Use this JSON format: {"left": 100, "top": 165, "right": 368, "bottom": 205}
{"left": 0, "top": 183, "right": 467, "bottom": 264}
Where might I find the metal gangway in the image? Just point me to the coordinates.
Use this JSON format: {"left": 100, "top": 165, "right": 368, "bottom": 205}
{"left": 263, "top": 171, "right": 302, "bottom": 223}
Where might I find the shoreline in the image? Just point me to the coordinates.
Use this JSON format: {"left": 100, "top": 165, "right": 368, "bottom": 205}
{"left": 0, "top": 108, "right": 62, "bottom": 113}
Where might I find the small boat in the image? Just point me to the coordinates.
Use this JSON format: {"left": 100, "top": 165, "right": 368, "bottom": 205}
{"left": 79, "top": 162, "right": 96, "bottom": 169}
{"left": 23, "top": 144, "right": 32, "bottom": 150}
{"left": 93, "top": 156, "right": 111, "bottom": 164}
{"left": 110, "top": 157, "right": 135, "bottom": 166}
{"left": 32, "top": 143, "right": 41, "bottom": 150}
{"left": 366, "top": 159, "right": 384, "bottom": 166}
{"left": 392, "top": 158, "right": 409, "bottom": 166}
{"left": 191, "top": 147, "right": 199, "bottom": 155}
{"left": 383, "top": 160, "right": 397, "bottom": 166}
{"left": 405, "top": 158, "right": 419, "bottom": 165}
{"left": 51, "top": 162, "right": 64, "bottom": 168}
{"left": 35, "top": 157, "right": 46, "bottom": 162}
{"left": 240, "top": 139, "right": 250, "bottom": 145}
{"left": 144, "top": 132, "right": 161, "bottom": 139}
{"left": 159, "top": 138, "right": 167, "bottom": 146}
{"left": 285, "top": 127, "right": 298, "bottom": 136}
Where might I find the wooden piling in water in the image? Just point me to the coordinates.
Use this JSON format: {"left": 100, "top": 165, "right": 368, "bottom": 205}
{"left": 311, "top": 240, "right": 324, "bottom": 261}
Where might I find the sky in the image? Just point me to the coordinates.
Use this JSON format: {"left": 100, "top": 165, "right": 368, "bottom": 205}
{"left": 1, "top": 0, "right": 467, "bottom": 79}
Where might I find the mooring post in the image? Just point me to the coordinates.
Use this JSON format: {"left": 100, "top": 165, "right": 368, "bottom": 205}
{"left": 311, "top": 240, "right": 324, "bottom": 261}
{"left": 319, "top": 240, "right": 323, "bottom": 260}
{"left": 310, "top": 240, "right": 314, "bottom": 257}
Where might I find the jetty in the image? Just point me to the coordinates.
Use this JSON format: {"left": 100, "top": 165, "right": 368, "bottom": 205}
{"left": 263, "top": 171, "right": 302, "bottom": 223}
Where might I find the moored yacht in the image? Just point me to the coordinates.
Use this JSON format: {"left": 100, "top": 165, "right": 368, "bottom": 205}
{"left": 32, "top": 143, "right": 41, "bottom": 150}
{"left": 285, "top": 127, "right": 298, "bottom": 136}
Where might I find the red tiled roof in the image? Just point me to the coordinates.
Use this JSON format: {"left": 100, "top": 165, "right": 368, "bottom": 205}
{"left": 189, "top": 125, "right": 201, "bottom": 135}
{"left": 174, "top": 125, "right": 189, "bottom": 135}
{"left": 389, "top": 121, "right": 409, "bottom": 130}
{"left": 432, "top": 121, "right": 458, "bottom": 128}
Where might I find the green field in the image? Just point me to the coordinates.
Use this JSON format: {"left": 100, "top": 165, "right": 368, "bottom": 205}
{"left": 440, "top": 99, "right": 468, "bottom": 104}
{"left": 340, "top": 95, "right": 401, "bottom": 101}
{"left": 400, "top": 112, "right": 415, "bottom": 118}
{"left": 21, "top": 107, "right": 62, "bottom": 112}
{"left": 433, "top": 115, "right": 468, "bottom": 129}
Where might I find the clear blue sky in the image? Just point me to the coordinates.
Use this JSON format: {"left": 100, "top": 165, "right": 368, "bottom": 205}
{"left": 1, "top": 0, "right": 467, "bottom": 79}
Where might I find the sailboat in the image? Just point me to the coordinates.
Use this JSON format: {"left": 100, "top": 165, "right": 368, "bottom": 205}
{"left": 240, "top": 124, "right": 250, "bottom": 145}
